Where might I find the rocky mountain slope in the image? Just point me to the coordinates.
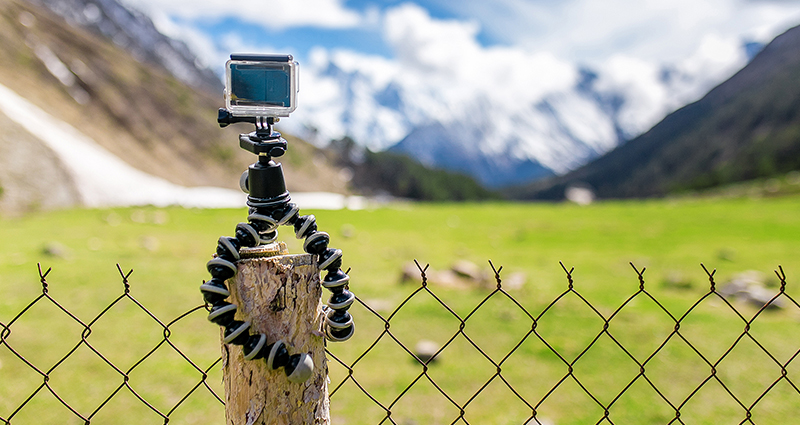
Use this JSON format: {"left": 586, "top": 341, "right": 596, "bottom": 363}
{"left": 0, "top": 0, "right": 349, "bottom": 214}
{"left": 31, "top": 0, "right": 221, "bottom": 93}
{"left": 508, "top": 24, "right": 800, "bottom": 200}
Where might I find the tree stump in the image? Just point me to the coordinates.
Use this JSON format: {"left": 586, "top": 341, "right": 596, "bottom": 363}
{"left": 222, "top": 242, "right": 330, "bottom": 425}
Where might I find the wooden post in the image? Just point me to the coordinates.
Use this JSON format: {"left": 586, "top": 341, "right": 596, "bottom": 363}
{"left": 222, "top": 242, "right": 330, "bottom": 425}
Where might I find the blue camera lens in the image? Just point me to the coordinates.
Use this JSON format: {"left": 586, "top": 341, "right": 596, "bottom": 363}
{"left": 230, "top": 63, "right": 291, "bottom": 107}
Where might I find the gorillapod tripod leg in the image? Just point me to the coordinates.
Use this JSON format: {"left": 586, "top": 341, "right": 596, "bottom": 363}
{"left": 200, "top": 123, "right": 355, "bottom": 387}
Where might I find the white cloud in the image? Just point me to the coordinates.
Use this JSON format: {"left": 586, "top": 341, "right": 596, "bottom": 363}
{"left": 381, "top": 4, "right": 578, "bottom": 107}
{"left": 593, "top": 30, "right": 749, "bottom": 137}
{"left": 119, "top": 0, "right": 367, "bottom": 74}
{"left": 429, "top": 0, "right": 800, "bottom": 64}
{"left": 284, "top": 4, "right": 586, "bottom": 149}
{"left": 678, "top": 33, "right": 747, "bottom": 82}
{"left": 594, "top": 55, "right": 672, "bottom": 135}
{"left": 121, "top": 0, "right": 364, "bottom": 30}
{"left": 384, "top": 3, "right": 482, "bottom": 70}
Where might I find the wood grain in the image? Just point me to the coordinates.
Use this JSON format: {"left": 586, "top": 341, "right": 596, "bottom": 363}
{"left": 222, "top": 243, "right": 330, "bottom": 425}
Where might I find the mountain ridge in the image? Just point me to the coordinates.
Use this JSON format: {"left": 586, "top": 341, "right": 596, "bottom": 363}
{"left": 506, "top": 24, "right": 800, "bottom": 200}
{"left": 31, "top": 0, "right": 221, "bottom": 93}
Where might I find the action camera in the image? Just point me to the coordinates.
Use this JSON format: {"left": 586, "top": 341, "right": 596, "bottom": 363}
{"left": 224, "top": 54, "right": 299, "bottom": 118}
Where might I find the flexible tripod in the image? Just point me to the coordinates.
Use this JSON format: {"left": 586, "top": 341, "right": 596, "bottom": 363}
{"left": 199, "top": 112, "right": 355, "bottom": 383}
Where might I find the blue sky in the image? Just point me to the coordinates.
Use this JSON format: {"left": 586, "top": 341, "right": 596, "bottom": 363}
{"left": 125, "top": 0, "right": 800, "bottom": 76}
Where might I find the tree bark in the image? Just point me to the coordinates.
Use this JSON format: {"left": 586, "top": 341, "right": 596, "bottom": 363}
{"left": 222, "top": 242, "right": 330, "bottom": 425}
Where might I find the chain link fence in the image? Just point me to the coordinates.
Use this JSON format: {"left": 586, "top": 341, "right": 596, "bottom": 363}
{"left": 1, "top": 261, "right": 798, "bottom": 424}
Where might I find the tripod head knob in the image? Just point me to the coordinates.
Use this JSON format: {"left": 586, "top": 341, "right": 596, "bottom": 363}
{"left": 239, "top": 132, "right": 287, "bottom": 158}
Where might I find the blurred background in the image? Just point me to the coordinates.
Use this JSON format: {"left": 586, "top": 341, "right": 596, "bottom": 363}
{"left": 1, "top": 0, "right": 800, "bottom": 208}
{"left": 2, "top": 0, "right": 800, "bottom": 424}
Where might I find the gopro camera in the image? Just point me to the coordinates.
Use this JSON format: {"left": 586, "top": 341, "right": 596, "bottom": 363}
{"left": 225, "top": 54, "right": 299, "bottom": 118}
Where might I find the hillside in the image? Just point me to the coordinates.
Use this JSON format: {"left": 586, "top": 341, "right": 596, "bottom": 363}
{"left": 508, "top": 24, "right": 800, "bottom": 200}
{"left": 32, "top": 0, "right": 222, "bottom": 93}
{"left": 327, "top": 137, "right": 497, "bottom": 201}
{"left": 0, "top": 0, "right": 349, "bottom": 214}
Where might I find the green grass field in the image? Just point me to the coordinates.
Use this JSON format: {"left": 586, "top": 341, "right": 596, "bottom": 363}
{"left": 1, "top": 195, "right": 799, "bottom": 424}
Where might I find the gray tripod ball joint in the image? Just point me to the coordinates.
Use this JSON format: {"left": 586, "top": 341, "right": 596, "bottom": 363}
{"left": 200, "top": 54, "right": 355, "bottom": 384}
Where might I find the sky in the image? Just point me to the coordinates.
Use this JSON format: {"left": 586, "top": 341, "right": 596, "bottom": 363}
{"left": 119, "top": 0, "right": 800, "bottom": 147}
{"left": 121, "top": 0, "right": 800, "bottom": 72}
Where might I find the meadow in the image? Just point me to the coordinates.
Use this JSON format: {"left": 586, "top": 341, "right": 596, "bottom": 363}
{"left": 1, "top": 193, "right": 799, "bottom": 424}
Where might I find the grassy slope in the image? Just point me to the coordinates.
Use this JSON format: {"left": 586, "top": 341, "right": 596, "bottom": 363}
{"left": 0, "top": 197, "right": 799, "bottom": 424}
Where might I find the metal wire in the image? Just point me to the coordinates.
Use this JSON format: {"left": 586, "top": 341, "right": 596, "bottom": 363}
{"left": 1, "top": 262, "right": 798, "bottom": 424}
{"left": 0, "top": 265, "right": 223, "bottom": 425}
{"left": 324, "top": 261, "right": 800, "bottom": 425}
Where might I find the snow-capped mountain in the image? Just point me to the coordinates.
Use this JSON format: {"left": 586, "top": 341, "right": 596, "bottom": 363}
{"left": 283, "top": 42, "right": 753, "bottom": 188}
{"left": 388, "top": 73, "right": 624, "bottom": 187}
{"left": 514, "top": 24, "right": 800, "bottom": 200}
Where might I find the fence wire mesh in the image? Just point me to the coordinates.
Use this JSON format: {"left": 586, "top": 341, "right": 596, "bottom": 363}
{"left": 1, "top": 261, "right": 798, "bottom": 424}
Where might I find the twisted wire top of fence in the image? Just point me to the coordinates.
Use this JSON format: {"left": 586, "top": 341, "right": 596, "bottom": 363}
{"left": 1, "top": 261, "right": 798, "bottom": 424}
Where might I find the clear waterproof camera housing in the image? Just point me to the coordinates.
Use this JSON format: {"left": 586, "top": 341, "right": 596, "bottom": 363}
{"left": 225, "top": 54, "right": 299, "bottom": 118}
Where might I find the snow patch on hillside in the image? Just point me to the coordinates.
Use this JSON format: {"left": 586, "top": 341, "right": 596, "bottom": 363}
{"left": 0, "top": 83, "right": 352, "bottom": 210}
